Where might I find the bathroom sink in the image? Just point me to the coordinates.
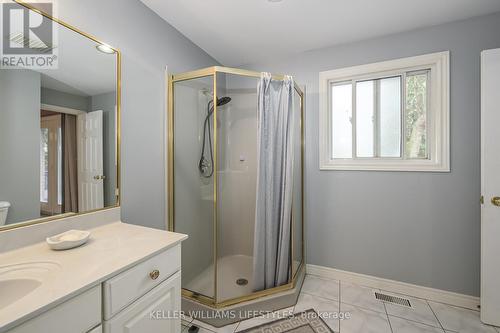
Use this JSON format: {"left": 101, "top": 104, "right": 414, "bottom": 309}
{"left": 0, "top": 261, "right": 60, "bottom": 309}
{"left": 0, "top": 279, "right": 42, "bottom": 310}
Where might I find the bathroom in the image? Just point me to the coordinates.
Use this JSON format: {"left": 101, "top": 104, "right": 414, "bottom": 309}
{"left": 1, "top": 0, "right": 500, "bottom": 332}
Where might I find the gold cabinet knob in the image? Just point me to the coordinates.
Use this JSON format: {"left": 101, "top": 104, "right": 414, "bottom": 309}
{"left": 491, "top": 197, "right": 500, "bottom": 207}
{"left": 149, "top": 269, "right": 160, "bottom": 280}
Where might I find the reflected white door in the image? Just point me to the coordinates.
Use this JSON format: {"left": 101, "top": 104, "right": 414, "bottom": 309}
{"left": 480, "top": 48, "right": 500, "bottom": 326}
{"left": 77, "top": 110, "right": 104, "bottom": 211}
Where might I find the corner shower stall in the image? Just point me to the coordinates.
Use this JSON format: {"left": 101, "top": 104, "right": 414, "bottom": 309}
{"left": 168, "top": 67, "right": 304, "bottom": 312}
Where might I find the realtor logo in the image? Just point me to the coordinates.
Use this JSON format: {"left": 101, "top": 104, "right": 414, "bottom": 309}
{"left": 1, "top": 2, "right": 58, "bottom": 69}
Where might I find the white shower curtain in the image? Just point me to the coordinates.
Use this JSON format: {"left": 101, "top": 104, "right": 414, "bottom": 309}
{"left": 252, "top": 72, "right": 295, "bottom": 291}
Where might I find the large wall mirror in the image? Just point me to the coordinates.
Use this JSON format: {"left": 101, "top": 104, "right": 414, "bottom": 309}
{"left": 0, "top": 1, "right": 120, "bottom": 230}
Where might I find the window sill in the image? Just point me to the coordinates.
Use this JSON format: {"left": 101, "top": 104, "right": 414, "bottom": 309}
{"left": 319, "top": 159, "right": 450, "bottom": 172}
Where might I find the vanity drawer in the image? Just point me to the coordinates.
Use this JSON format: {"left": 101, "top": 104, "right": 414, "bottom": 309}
{"left": 103, "top": 244, "right": 181, "bottom": 319}
{"left": 8, "top": 285, "right": 101, "bottom": 333}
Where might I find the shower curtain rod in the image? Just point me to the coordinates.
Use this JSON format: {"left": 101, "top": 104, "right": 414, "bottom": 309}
{"left": 171, "top": 66, "right": 304, "bottom": 97}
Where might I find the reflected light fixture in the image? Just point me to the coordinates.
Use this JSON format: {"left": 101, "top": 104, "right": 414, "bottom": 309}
{"left": 96, "top": 44, "right": 115, "bottom": 54}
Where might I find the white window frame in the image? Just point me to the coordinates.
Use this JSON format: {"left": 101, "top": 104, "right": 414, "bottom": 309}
{"left": 319, "top": 51, "right": 450, "bottom": 172}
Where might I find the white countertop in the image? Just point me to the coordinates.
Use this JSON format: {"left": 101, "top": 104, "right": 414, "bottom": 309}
{"left": 0, "top": 221, "right": 187, "bottom": 332}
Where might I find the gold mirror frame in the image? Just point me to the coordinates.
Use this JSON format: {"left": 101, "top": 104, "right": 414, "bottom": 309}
{"left": 0, "top": 1, "right": 121, "bottom": 232}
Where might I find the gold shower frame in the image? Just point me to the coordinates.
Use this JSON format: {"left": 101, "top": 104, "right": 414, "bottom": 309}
{"left": 168, "top": 66, "right": 305, "bottom": 308}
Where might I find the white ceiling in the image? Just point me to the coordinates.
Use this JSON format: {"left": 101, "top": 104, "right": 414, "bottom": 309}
{"left": 140, "top": 0, "right": 500, "bottom": 66}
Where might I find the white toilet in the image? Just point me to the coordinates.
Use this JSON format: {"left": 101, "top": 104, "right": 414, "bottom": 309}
{"left": 0, "top": 201, "right": 10, "bottom": 226}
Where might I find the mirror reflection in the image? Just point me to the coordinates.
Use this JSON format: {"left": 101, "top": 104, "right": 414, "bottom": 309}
{"left": 0, "top": 4, "right": 118, "bottom": 227}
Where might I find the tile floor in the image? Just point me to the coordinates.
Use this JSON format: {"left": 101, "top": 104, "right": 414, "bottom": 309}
{"left": 181, "top": 274, "right": 500, "bottom": 333}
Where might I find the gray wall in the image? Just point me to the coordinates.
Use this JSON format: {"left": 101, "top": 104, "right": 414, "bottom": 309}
{"left": 54, "top": 0, "right": 219, "bottom": 230}
{"left": 242, "top": 12, "right": 500, "bottom": 296}
{"left": 41, "top": 87, "right": 89, "bottom": 111}
{"left": 90, "top": 92, "right": 117, "bottom": 208}
{"left": 0, "top": 70, "right": 41, "bottom": 224}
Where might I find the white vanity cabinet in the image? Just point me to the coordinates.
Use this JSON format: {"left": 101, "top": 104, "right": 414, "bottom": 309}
{"left": 103, "top": 272, "right": 180, "bottom": 333}
{"left": 7, "top": 285, "right": 102, "bottom": 333}
{"left": 102, "top": 244, "right": 181, "bottom": 333}
{"left": 6, "top": 244, "right": 182, "bottom": 333}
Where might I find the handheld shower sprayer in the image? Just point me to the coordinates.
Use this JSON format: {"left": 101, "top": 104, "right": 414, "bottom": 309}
{"left": 199, "top": 96, "right": 232, "bottom": 178}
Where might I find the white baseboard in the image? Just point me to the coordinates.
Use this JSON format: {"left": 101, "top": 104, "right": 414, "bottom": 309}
{"left": 306, "top": 264, "right": 480, "bottom": 311}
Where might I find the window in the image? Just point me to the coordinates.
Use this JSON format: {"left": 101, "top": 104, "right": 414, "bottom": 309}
{"left": 40, "top": 114, "right": 62, "bottom": 215}
{"left": 319, "top": 51, "right": 449, "bottom": 171}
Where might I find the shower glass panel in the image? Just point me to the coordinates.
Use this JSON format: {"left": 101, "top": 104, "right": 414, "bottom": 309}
{"left": 169, "top": 67, "right": 304, "bottom": 308}
{"left": 216, "top": 73, "right": 259, "bottom": 302}
{"left": 292, "top": 87, "right": 303, "bottom": 278}
{"left": 172, "top": 75, "right": 215, "bottom": 300}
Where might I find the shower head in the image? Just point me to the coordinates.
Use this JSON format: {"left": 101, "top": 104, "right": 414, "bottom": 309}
{"left": 216, "top": 96, "right": 231, "bottom": 106}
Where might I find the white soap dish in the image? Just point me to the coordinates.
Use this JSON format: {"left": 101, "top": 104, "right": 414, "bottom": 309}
{"left": 46, "top": 230, "right": 91, "bottom": 250}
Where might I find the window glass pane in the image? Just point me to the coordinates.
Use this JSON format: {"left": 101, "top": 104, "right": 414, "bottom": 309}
{"left": 379, "top": 77, "right": 401, "bottom": 157}
{"left": 405, "top": 72, "right": 428, "bottom": 159}
{"left": 331, "top": 83, "right": 352, "bottom": 158}
{"left": 40, "top": 128, "right": 49, "bottom": 203}
{"left": 356, "top": 80, "right": 374, "bottom": 157}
